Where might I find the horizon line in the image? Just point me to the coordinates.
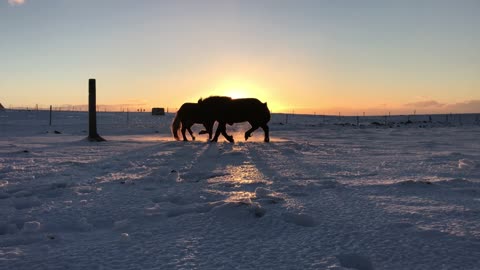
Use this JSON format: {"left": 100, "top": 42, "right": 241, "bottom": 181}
{"left": 3, "top": 107, "right": 479, "bottom": 118}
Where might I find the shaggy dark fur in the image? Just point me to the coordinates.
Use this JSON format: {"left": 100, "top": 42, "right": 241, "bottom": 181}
{"left": 198, "top": 96, "right": 271, "bottom": 142}
{"left": 171, "top": 103, "right": 214, "bottom": 141}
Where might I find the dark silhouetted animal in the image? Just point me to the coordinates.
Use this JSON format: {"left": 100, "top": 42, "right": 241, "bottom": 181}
{"left": 171, "top": 103, "right": 214, "bottom": 141}
{"left": 198, "top": 96, "right": 271, "bottom": 142}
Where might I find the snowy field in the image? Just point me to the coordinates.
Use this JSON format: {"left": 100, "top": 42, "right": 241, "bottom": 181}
{"left": 1, "top": 110, "right": 480, "bottom": 270}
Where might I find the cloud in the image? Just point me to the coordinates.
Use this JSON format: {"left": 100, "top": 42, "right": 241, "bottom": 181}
{"left": 404, "top": 100, "right": 445, "bottom": 108}
{"left": 444, "top": 100, "right": 480, "bottom": 113}
{"left": 404, "top": 99, "right": 480, "bottom": 114}
{"left": 316, "top": 99, "right": 480, "bottom": 116}
{"left": 8, "top": 0, "right": 25, "bottom": 6}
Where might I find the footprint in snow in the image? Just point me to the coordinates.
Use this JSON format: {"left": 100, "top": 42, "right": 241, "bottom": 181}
{"left": 336, "top": 253, "right": 374, "bottom": 270}
{"left": 13, "top": 197, "right": 42, "bottom": 210}
{"left": 74, "top": 186, "right": 96, "bottom": 195}
{"left": 0, "top": 191, "right": 10, "bottom": 199}
{"left": 12, "top": 189, "right": 34, "bottom": 198}
{"left": 282, "top": 212, "right": 317, "bottom": 227}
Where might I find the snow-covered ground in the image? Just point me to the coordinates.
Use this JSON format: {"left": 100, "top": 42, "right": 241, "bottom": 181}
{"left": 1, "top": 110, "right": 479, "bottom": 270}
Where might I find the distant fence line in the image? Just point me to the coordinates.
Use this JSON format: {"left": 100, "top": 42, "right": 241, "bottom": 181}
{"left": 277, "top": 113, "right": 480, "bottom": 126}
{"left": 6, "top": 106, "right": 479, "bottom": 119}
{"left": 5, "top": 106, "right": 180, "bottom": 113}
{"left": 4, "top": 108, "right": 479, "bottom": 127}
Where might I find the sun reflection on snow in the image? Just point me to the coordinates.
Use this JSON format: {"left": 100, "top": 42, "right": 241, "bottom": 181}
{"left": 96, "top": 172, "right": 147, "bottom": 183}
{"left": 226, "top": 164, "right": 273, "bottom": 185}
{"left": 224, "top": 191, "right": 256, "bottom": 204}
{"left": 204, "top": 162, "right": 275, "bottom": 204}
{"left": 106, "top": 135, "right": 176, "bottom": 142}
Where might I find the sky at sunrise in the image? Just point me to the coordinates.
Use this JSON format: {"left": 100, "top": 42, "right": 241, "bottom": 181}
{"left": 1, "top": 0, "right": 479, "bottom": 115}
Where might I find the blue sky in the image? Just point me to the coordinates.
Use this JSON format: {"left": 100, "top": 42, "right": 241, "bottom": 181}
{"left": 1, "top": 0, "right": 479, "bottom": 114}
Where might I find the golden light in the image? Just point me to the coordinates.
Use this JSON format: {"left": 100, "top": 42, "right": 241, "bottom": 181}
{"left": 215, "top": 79, "right": 256, "bottom": 99}
{"left": 208, "top": 78, "right": 284, "bottom": 113}
{"left": 222, "top": 88, "right": 250, "bottom": 99}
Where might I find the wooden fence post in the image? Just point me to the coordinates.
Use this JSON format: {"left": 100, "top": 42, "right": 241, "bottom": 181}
{"left": 88, "top": 79, "right": 105, "bottom": 141}
{"left": 49, "top": 105, "right": 52, "bottom": 126}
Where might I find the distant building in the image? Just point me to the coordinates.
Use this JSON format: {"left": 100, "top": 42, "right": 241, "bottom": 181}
{"left": 151, "top": 107, "right": 165, "bottom": 115}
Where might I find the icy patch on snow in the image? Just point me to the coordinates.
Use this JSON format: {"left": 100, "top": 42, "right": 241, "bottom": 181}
{"left": 113, "top": 219, "right": 131, "bottom": 231}
{"left": 73, "top": 186, "right": 98, "bottom": 195}
{"left": 0, "top": 247, "right": 24, "bottom": 261}
{"left": 21, "top": 221, "right": 41, "bottom": 233}
{"left": 210, "top": 201, "right": 266, "bottom": 219}
{"left": 0, "top": 180, "right": 8, "bottom": 188}
{"left": 458, "top": 159, "right": 476, "bottom": 170}
{"left": 144, "top": 203, "right": 163, "bottom": 217}
{"left": 120, "top": 232, "right": 130, "bottom": 241}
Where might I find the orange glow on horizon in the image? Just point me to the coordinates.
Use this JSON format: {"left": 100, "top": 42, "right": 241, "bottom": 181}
{"left": 222, "top": 89, "right": 249, "bottom": 99}
{"left": 213, "top": 79, "right": 258, "bottom": 99}
{"left": 199, "top": 78, "right": 286, "bottom": 113}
